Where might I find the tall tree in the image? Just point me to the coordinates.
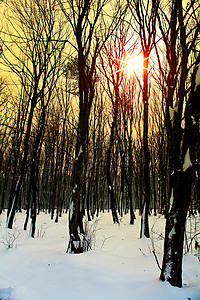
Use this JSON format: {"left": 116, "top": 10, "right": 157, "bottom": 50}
{"left": 59, "top": 0, "right": 104, "bottom": 253}
{"left": 1, "top": 0, "right": 67, "bottom": 229}
{"left": 128, "top": 0, "right": 159, "bottom": 238}
{"left": 0, "top": 77, "right": 13, "bottom": 214}
{"left": 156, "top": 0, "right": 200, "bottom": 287}
{"left": 59, "top": 0, "right": 123, "bottom": 253}
{"left": 99, "top": 23, "right": 138, "bottom": 223}
{"left": 101, "top": 32, "right": 125, "bottom": 224}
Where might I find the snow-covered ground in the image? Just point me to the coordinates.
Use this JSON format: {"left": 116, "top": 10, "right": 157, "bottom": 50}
{"left": 0, "top": 210, "right": 200, "bottom": 300}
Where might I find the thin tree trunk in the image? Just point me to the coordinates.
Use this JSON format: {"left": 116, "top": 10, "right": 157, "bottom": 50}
{"left": 24, "top": 183, "right": 31, "bottom": 231}
{"left": 140, "top": 53, "right": 150, "bottom": 238}
{"left": 106, "top": 122, "right": 119, "bottom": 224}
{"left": 7, "top": 99, "right": 36, "bottom": 229}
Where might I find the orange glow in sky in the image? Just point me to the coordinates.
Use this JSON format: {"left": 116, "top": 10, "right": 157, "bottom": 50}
{"left": 125, "top": 54, "right": 146, "bottom": 77}
{"left": 113, "top": 48, "right": 147, "bottom": 80}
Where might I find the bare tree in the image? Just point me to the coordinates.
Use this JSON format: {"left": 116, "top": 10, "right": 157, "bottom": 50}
{"left": 99, "top": 22, "right": 140, "bottom": 223}
{"left": 100, "top": 31, "right": 126, "bottom": 224}
{"left": 59, "top": 0, "right": 124, "bottom": 253}
{"left": 155, "top": 0, "right": 200, "bottom": 287}
{"left": 0, "top": 77, "right": 14, "bottom": 214}
{"left": 128, "top": 0, "right": 159, "bottom": 238}
{"left": 0, "top": 0, "right": 67, "bottom": 230}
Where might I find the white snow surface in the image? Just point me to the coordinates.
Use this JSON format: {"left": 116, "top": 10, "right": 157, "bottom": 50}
{"left": 69, "top": 201, "right": 74, "bottom": 221}
{"left": 183, "top": 148, "right": 192, "bottom": 172}
{"left": 0, "top": 210, "right": 200, "bottom": 300}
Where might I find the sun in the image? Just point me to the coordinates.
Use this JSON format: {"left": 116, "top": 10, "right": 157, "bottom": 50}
{"left": 125, "top": 56, "right": 143, "bottom": 76}
{"left": 113, "top": 49, "right": 145, "bottom": 79}
{"left": 112, "top": 44, "right": 151, "bottom": 80}
{"left": 124, "top": 50, "right": 148, "bottom": 78}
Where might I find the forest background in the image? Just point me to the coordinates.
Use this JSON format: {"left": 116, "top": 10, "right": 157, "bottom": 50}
{"left": 0, "top": 0, "right": 200, "bottom": 289}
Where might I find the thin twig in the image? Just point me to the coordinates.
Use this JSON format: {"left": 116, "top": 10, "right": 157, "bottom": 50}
{"left": 152, "top": 250, "right": 161, "bottom": 270}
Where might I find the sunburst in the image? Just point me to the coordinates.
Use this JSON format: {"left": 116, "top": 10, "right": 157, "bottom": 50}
{"left": 112, "top": 47, "right": 148, "bottom": 79}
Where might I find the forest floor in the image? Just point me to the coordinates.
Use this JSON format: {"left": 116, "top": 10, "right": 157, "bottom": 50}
{"left": 0, "top": 210, "right": 200, "bottom": 300}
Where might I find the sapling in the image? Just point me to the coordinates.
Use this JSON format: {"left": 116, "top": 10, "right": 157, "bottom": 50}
{"left": 3, "top": 229, "right": 20, "bottom": 250}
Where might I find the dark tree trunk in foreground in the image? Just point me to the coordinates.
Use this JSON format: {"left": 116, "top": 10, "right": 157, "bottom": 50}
{"left": 67, "top": 83, "right": 91, "bottom": 252}
{"left": 160, "top": 66, "right": 200, "bottom": 286}
{"left": 61, "top": 0, "right": 123, "bottom": 252}
{"left": 64, "top": 0, "right": 100, "bottom": 253}
{"left": 158, "top": 0, "right": 200, "bottom": 281}
{"left": 160, "top": 168, "right": 195, "bottom": 287}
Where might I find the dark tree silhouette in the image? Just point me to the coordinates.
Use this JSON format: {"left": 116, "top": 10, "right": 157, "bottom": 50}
{"left": 155, "top": 0, "right": 200, "bottom": 287}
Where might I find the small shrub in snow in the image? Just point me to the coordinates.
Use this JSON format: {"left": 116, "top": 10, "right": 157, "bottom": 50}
{"left": 37, "top": 224, "right": 47, "bottom": 238}
{"left": 3, "top": 229, "right": 20, "bottom": 250}
{"left": 100, "top": 235, "right": 114, "bottom": 249}
{"left": 67, "top": 218, "right": 99, "bottom": 253}
{"left": 150, "top": 215, "right": 164, "bottom": 270}
{"left": 184, "top": 214, "right": 200, "bottom": 261}
{"left": 81, "top": 218, "right": 99, "bottom": 251}
{"left": 70, "top": 218, "right": 99, "bottom": 252}
{"left": 150, "top": 215, "right": 164, "bottom": 254}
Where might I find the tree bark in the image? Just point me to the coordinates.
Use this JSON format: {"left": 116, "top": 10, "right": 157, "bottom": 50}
{"left": 7, "top": 99, "right": 36, "bottom": 229}
{"left": 106, "top": 122, "right": 119, "bottom": 224}
{"left": 160, "top": 167, "right": 195, "bottom": 287}
{"left": 140, "top": 52, "right": 150, "bottom": 238}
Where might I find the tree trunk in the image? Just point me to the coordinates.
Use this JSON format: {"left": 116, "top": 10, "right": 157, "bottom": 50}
{"left": 67, "top": 103, "right": 89, "bottom": 253}
{"left": 140, "top": 52, "right": 150, "bottom": 238}
{"left": 106, "top": 122, "right": 119, "bottom": 224}
{"left": 160, "top": 167, "right": 194, "bottom": 287}
{"left": 6, "top": 98, "right": 36, "bottom": 229}
{"left": 160, "top": 50, "right": 200, "bottom": 287}
{"left": 24, "top": 183, "right": 31, "bottom": 231}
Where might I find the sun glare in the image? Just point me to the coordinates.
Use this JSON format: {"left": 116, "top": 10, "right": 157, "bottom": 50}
{"left": 125, "top": 56, "right": 143, "bottom": 76}
{"left": 113, "top": 49, "right": 146, "bottom": 79}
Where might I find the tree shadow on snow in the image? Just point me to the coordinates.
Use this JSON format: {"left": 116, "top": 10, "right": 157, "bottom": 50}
{"left": 0, "top": 288, "right": 12, "bottom": 300}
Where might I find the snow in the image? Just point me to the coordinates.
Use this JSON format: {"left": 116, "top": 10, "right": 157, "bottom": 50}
{"left": 169, "top": 106, "right": 174, "bottom": 126}
{"left": 140, "top": 203, "right": 146, "bottom": 238}
{"left": 169, "top": 106, "right": 178, "bottom": 127}
{"left": 169, "top": 187, "right": 173, "bottom": 210}
{"left": 75, "top": 146, "right": 83, "bottom": 160}
{"left": 164, "top": 217, "right": 177, "bottom": 281}
{"left": 0, "top": 210, "right": 200, "bottom": 300}
{"left": 69, "top": 201, "right": 74, "bottom": 221}
{"left": 183, "top": 148, "right": 192, "bottom": 172}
